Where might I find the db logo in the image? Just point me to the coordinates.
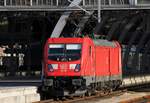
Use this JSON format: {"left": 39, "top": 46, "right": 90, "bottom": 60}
{"left": 60, "top": 64, "right": 67, "bottom": 69}
{"left": 60, "top": 64, "right": 67, "bottom": 72}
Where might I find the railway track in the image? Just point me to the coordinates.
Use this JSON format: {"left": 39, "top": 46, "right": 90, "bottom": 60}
{"left": 34, "top": 84, "right": 150, "bottom": 103}
{"left": 34, "top": 89, "right": 126, "bottom": 103}
{"left": 119, "top": 85, "right": 150, "bottom": 103}
{"left": 120, "top": 95, "right": 150, "bottom": 103}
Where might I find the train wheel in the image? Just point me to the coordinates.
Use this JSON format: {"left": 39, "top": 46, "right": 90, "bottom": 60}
{"left": 86, "top": 91, "right": 92, "bottom": 96}
{"left": 54, "top": 97, "right": 59, "bottom": 101}
{"left": 109, "top": 88, "right": 113, "bottom": 93}
{"left": 82, "top": 93, "right": 85, "bottom": 98}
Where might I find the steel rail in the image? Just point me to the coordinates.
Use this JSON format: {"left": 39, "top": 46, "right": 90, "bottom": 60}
{"left": 119, "top": 95, "right": 150, "bottom": 103}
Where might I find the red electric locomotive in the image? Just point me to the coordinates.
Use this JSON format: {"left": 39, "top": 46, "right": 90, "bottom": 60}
{"left": 42, "top": 37, "right": 122, "bottom": 97}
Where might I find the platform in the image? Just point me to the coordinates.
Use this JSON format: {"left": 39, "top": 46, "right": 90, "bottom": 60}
{"left": 0, "top": 86, "right": 40, "bottom": 103}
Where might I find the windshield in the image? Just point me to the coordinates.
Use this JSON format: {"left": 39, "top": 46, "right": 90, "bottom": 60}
{"left": 48, "top": 44, "right": 81, "bottom": 61}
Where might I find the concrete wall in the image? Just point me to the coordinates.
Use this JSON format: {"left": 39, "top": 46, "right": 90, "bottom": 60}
{"left": 0, "top": 86, "right": 40, "bottom": 103}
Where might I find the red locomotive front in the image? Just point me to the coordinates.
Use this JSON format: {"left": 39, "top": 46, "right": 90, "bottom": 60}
{"left": 44, "top": 37, "right": 94, "bottom": 77}
{"left": 42, "top": 37, "right": 95, "bottom": 96}
{"left": 45, "top": 41, "right": 82, "bottom": 76}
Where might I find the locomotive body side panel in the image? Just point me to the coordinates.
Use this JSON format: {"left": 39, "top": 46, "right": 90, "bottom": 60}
{"left": 95, "top": 47, "right": 110, "bottom": 78}
{"left": 109, "top": 48, "right": 120, "bottom": 79}
{"left": 94, "top": 40, "right": 122, "bottom": 82}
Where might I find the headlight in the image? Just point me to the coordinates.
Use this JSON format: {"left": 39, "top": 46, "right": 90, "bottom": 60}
{"left": 70, "top": 64, "right": 76, "bottom": 70}
{"left": 48, "top": 64, "right": 54, "bottom": 72}
{"left": 51, "top": 64, "right": 58, "bottom": 70}
{"left": 74, "top": 64, "right": 80, "bottom": 72}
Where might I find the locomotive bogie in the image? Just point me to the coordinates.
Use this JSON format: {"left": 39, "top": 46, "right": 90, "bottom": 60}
{"left": 42, "top": 77, "right": 122, "bottom": 97}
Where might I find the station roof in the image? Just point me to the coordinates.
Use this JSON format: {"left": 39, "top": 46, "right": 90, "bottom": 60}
{"left": 1, "top": 0, "right": 150, "bottom": 11}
